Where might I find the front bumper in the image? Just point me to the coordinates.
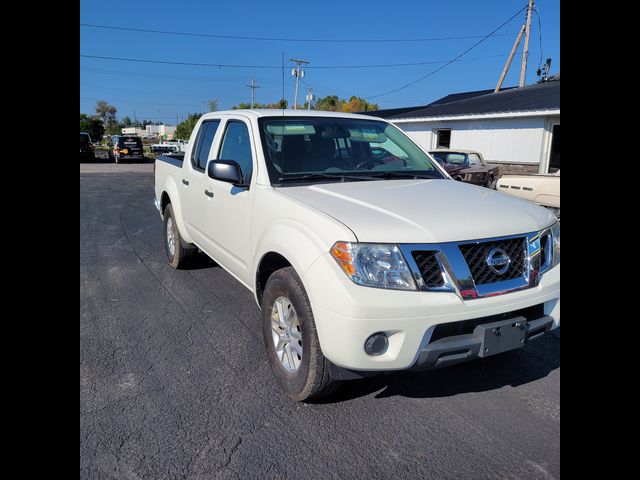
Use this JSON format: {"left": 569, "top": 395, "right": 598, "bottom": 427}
{"left": 411, "top": 312, "right": 553, "bottom": 371}
{"left": 303, "top": 252, "right": 560, "bottom": 371}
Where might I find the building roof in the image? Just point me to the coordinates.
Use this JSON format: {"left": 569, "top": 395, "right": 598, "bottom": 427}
{"left": 363, "top": 76, "right": 559, "bottom": 121}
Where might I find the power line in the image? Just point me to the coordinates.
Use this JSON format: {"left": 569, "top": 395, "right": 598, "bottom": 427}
{"left": 80, "top": 53, "right": 509, "bottom": 70}
{"left": 80, "top": 22, "right": 520, "bottom": 43}
{"left": 81, "top": 54, "right": 278, "bottom": 69}
{"left": 533, "top": 6, "right": 544, "bottom": 68}
{"left": 364, "top": 4, "right": 529, "bottom": 99}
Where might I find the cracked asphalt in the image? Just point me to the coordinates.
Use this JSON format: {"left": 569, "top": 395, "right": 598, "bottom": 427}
{"left": 80, "top": 163, "right": 560, "bottom": 479}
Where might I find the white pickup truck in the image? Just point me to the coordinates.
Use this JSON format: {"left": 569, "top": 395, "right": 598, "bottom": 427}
{"left": 154, "top": 110, "right": 560, "bottom": 401}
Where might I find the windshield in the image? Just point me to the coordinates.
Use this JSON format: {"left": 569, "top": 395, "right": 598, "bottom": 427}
{"left": 80, "top": 134, "right": 91, "bottom": 145}
{"left": 257, "top": 117, "right": 446, "bottom": 184}
{"left": 430, "top": 152, "right": 467, "bottom": 166}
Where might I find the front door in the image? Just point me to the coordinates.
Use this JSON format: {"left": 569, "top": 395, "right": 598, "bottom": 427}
{"left": 202, "top": 118, "right": 255, "bottom": 285}
{"left": 462, "top": 153, "right": 487, "bottom": 185}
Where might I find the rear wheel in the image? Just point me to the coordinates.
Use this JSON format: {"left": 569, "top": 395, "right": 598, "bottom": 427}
{"left": 163, "top": 204, "right": 197, "bottom": 269}
{"left": 261, "top": 267, "right": 339, "bottom": 402}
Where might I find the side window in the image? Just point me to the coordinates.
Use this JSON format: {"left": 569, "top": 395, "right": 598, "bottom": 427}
{"left": 218, "top": 121, "right": 253, "bottom": 183}
{"left": 468, "top": 153, "right": 481, "bottom": 167}
{"left": 191, "top": 120, "right": 220, "bottom": 171}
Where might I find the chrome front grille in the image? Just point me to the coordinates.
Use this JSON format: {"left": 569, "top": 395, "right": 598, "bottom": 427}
{"left": 411, "top": 251, "right": 444, "bottom": 288}
{"left": 458, "top": 237, "right": 527, "bottom": 285}
{"left": 400, "top": 227, "right": 554, "bottom": 300}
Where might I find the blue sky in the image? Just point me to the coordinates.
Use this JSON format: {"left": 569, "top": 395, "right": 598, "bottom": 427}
{"left": 80, "top": 0, "right": 559, "bottom": 124}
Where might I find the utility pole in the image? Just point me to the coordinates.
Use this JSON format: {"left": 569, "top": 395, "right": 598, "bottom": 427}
{"left": 495, "top": 24, "right": 526, "bottom": 93}
{"left": 306, "top": 88, "right": 314, "bottom": 110}
{"left": 519, "top": 0, "right": 534, "bottom": 87}
{"left": 290, "top": 58, "right": 309, "bottom": 109}
{"left": 245, "top": 78, "right": 260, "bottom": 108}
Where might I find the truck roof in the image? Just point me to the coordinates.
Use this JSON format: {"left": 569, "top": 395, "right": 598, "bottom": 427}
{"left": 200, "top": 109, "right": 384, "bottom": 121}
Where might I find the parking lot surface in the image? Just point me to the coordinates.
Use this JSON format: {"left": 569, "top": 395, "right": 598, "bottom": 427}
{"left": 80, "top": 163, "right": 560, "bottom": 479}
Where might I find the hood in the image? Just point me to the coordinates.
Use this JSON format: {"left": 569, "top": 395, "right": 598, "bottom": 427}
{"left": 278, "top": 179, "right": 556, "bottom": 243}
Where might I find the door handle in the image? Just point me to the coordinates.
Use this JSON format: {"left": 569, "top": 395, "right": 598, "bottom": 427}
{"left": 204, "top": 189, "right": 214, "bottom": 197}
{"left": 182, "top": 179, "right": 189, "bottom": 186}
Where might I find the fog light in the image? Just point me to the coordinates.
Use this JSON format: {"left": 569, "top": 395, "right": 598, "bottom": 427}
{"left": 364, "top": 332, "right": 388, "bottom": 356}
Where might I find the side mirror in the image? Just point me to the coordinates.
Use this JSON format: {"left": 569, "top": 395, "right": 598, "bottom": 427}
{"left": 207, "top": 160, "right": 247, "bottom": 186}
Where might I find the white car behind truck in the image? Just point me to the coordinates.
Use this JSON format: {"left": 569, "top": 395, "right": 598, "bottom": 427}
{"left": 496, "top": 170, "right": 560, "bottom": 218}
{"left": 154, "top": 110, "right": 560, "bottom": 401}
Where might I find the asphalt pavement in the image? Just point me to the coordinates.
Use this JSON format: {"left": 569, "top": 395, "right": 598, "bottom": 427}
{"left": 80, "top": 163, "right": 560, "bottom": 479}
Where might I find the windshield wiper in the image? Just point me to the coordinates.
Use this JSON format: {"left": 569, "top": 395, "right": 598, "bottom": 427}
{"left": 278, "top": 173, "right": 377, "bottom": 183}
{"left": 365, "top": 171, "right": 438, "bottom": 180}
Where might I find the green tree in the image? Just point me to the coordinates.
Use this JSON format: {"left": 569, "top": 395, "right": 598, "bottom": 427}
{"left": 208, "top": 99, "right": 219, "bottom": 112}
{"left": 174, "top": 113, "right": 204, "bottom": 140}
{"left": 314, "top": 95, "right": 342, "bottom": 112}
{"left": 120, "top": 116, "right": 133, "bottom": 128}
{"left": 231, "top": 99, "right": 287, "bottom": 109}
{"left": 95, "top": 100, "right": 117, "bottom": 125}
{"left": 80, "top": 113, "right": 105, "bottom": 142}
{"left": 231, "top": 102, "right": 255, "bottom": 110}
{"left": 270, "top": 99, "right": 288, "bottom": 109}
{"left": 313, "top": 95, "right": 379, "bottom": 112}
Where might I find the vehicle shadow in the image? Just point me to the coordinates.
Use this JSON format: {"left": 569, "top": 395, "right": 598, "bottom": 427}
{"left": 316, "top": 328, "right": 560, "bottom": 404}
{"left": 182, "top": 252, "right": 220, "bottom": 270}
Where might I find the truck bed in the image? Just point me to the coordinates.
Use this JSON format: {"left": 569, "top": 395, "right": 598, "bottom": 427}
{"left": 156, "top": 153, "right": 185, "bottom": 168}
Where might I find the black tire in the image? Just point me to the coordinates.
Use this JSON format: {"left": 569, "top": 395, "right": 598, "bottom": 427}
{"left": 163, "top": 204, "right": 197, "bottom": 269}
{"left": 261, "top": 267, "right": 339, "bottom": 402}
{"left": 485, "top": 175, "right": 495, "bottom": 189}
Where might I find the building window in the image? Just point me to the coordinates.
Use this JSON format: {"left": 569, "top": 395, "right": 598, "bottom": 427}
{"left": 436, "top": 129, "right": 451, "bottom": 149}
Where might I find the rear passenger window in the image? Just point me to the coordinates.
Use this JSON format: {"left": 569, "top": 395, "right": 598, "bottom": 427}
{"left": 192, "top": 120, "right": 220, "bottom": 171}
{"left": 218, "top": 121, "right": 253, "bottom": 183}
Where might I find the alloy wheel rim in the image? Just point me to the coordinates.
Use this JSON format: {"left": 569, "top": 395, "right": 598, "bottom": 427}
{"left": 270, "top": 296, "right": 303, "bottom": 373}
{"left": 166, "top": 217, "right": 175, "bottom": 257}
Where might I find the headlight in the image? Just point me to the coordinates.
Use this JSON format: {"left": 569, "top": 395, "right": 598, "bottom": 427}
{"left": 330, "top": 242, "right": 417, "bottom": 291}
{"left": 551, "top": 222, "right": 560, "bottom": 267}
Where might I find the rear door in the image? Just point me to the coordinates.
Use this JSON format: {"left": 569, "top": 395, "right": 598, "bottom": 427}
{"left": 181, "top": 119, "right": 222, "bottom": 245}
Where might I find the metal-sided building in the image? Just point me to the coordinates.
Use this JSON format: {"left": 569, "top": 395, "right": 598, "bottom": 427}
{"left": 367, "top": 75, "right": 560, "bottom": 175}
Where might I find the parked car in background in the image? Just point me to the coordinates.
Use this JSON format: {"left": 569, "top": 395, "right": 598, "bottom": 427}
{"left": 151, "top": 140, "right": 188, "bottom": 154}
{"left": 112, "top": 135, "right": 145, "bottom": 164}
{"left": 154, "top": 110, "right": 560, "bottom": 401}
{"left": 80, "top": 132, "right": 95, "bottom": 162}
{"left": 429, "top": 149, "right": 499, "bottom": 188}
{"left": 496, "top": 170, "right": 560, "bottom": 219}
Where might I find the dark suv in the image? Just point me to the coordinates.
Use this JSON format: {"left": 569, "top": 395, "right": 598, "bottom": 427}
{"left": 80, "top": 133, "right": 95, "bottom": 162}
{"left": 112, "top": 136, "right": 145, "bottom": 164}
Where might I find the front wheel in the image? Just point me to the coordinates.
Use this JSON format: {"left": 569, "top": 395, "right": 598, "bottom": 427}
{"left": 261, "top": 267, "right": 339, "bottom": 402}
{"left": 485, "top": 175, "right": 495, "bottom": 189}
